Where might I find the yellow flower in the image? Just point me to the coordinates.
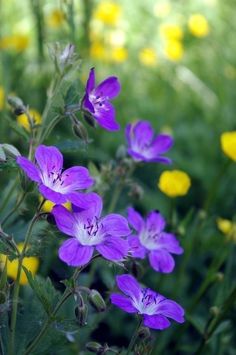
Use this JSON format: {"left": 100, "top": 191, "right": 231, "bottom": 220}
{"left": 17, "top": 109, "right": 42, "bottom": 132}
{"left": 0, "top": 243, "right": 39, "bottom": 285}
{"left": 221, "top": 131, "right": 236, "bottom": 161}
{"left": 160, "top": 24, "right": 183, "bottom": 41}
{"left": 188, "top": 14, "right": 210, "bottom": 38}
{"left": 47, "top": 9, "right": 65, "bottom": 28}
{"left": 0, "top": 86, "right": 5, "bottom": 110}
{"left": 139, "top": 48, "right": 157, "bottom": 67}
{"left": 93, "top": 1, "right": 121, "bottom": 26}
{"left": 0, "top": 34, "right": 29, "bottom": 51}
{"left": 39, "top": 196, "right": 71, "bottom": 213}
{"left": 217, "top": 218, "right": 236, "bottom": 242}
{"left": 158, "top": 170, "right": 191, "bottom": 198}
{"left": 110, "top": 46, "right": 128, "bottom": 63}
{"left": 153, "top": 2, "right": 171, "bottom": 18}
{"left": 90, "top": 41, "right": 108, "bottom": 60}
{"left": 164, "top": 40, "right": 184, "bottom": 61}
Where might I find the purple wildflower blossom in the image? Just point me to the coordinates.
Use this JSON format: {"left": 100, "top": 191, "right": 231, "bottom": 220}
{"left": 17, "top": 145, "right": 94, "bottom": 205}
{"left": 52, "top": 192, "right": 131, "bottom": 266}
{"left": 110, "top": 274, "right": 184, "bottom": 330}
{"left": 125, "top": 120, "right": 173, "bottom": 163}
{"left": 127, "top": 208, "right": 183, "bottom": 273}
{"left": 82, "top": 68, "right": 121, "bottom": 131}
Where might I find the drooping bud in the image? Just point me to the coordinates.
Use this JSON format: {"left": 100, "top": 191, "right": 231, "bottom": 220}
{"left": 75, "top": 304, "right": 88, "bottom": 327}
{"left": 72, "top": 121, "right": 89, "bottom": 143}
{"left": 83, "top": 110, "right": 96, "bottom": 127}
{"left": 88, "top": 289, "right": 106, "bottom": 312}
{"left": 128, "top": 183, "right": 144, "bottom": 200}
{"left": 7, "top": 96, "right": 26, "bottom": 115}
{"left": 2, "top": 144, "right": 21, "bottom": 159}
{"left": 85, "top": 342, "right": 109, "bottom": 354}
{"left": 138, "top": 326, "right": 151, "bottom": 340}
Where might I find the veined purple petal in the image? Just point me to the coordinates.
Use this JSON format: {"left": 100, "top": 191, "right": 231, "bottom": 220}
{"left": 147, "top": 156, "right": 172, "bottom": 164}
{"left": 35, "top": 145, "right": 63, "bottom": 176}
{"left": 156, "top": 300, "right": 185, "bottom": 323}
{"left": 133, "top": 121, "right": 154, "bottom": 147}
{"left": 83, "top": 93, "right": 95, "bottom": 113}
{"left": 148, "top": 134, "right": 174, "bottom": 155}
{"left": 94, "top": 102, "right": 120, "bottom": 131}
{"left": 158, "top": 233, "right": 183, "bottom": 255}
{"left": 100, "top": 214, "right": 131, "bottom": 237}
{"left": 115, "top": 274, "right": 141, "bottom": 300}
{"left": 86, "top": 68, "right": 95, "bottom": 94}
{"left": 128, "top": 235, "right": 146, "bottom": 259}
{"left": 127, "top": 207, "right": 144, "bottom": 232}
{"left": 127, "top": 149, "right": 146, "bottom": 162}
{"left": 70, "top": 192, "right": 103, "bottom": 219}
{"left": 52, "top": 205, "right": 76, "bottom": 237}
{"left": 146, "top": 211, "right": 166, "bottom": 234}
{"left": 95, "top": 76, "right": 121, "bottom": 99}
{"left": 110, "top": 294, "right": 137, "bottom": 313}
{"left": 96, "top": 237, "right": 129, "bottom": 261}
{"left": 39, "top": 185, "right": 67, "bottom": 204}
{"left": 61, "top": 166, "right": 94, "bottom": 191}
{"left": 59, "top": 238, "right": 94, "bottom": 266}
{"left": 143, "top": 314, "right": 170, "bottom": 330}
{"left": 149, "top": 250, "right": 175, "bottom": 273}
{"left": 17, "top": 156, "right": 41, "bottom": 182}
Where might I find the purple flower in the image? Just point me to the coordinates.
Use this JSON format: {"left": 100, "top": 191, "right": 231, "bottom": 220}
{"left": 52, "top": 192, "right": 131, "bottom": 266}
{"left": 125, "top": 120, "right": 173, "bottom": 163}
{"left": 110, "top": 274, "right": 184, "bottom": 330}
{"left": 82, "top": 68, "right": 121, "bottom": 131}
{"left": 127, "top": 208, "right": 183, "bottom": 273}
{"left": 17, "top": 145, "right": 94, "bottom": 205}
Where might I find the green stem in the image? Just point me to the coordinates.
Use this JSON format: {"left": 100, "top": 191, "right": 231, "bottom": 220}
{"left": 1, "top": 191, "right": 27, "bottom": 227}
{"left": 126, "top": 318, "right": 142, "bottom": 355}
{"left": 38, "top": 114, "right": 61, "bottom": 144}
{"left": 108, "top": 181, "right": 124, "bottom": 213}
{"left": 0, "top": 179, "right": 18, "bottom": 214}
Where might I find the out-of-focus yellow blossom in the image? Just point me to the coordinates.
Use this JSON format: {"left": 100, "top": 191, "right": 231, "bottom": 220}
{"left": 108, "top": 30, "right": 126, "bottom": 47}
{"left": 0, "top": 34, "right": 29, "bottom": 52}
{"left": 217, "top": 218, "right": 236, "bottom": 243}
{"left": 17, "top": 109, "right": 42, "bottom": 132}
{"left": 153, "top": 2, "right": 171, "bottom": 18}
{"left": 158, "top": 170, "right": 191, "bottom": 198}
{"left": 110, "top": 47, "right": 128, "bottom": 63}
{"left": 160, "top": 24, "right": 183, "bottom": 40}
{"left": 93, "top": 1, "right": 121, "bottom": 26}
{"left": 0, "top": 243, "right": 39, "bottom": 285}
{"left": 47, "top": 9, "right": 65, "bottom": 28}
{"left": 139, "top": 48, "right": 157, "bottom": 67}
{"left": 164, "top": 40, "right": 184, "bottom": 61}
{"left": 90, "top": 41, "right": 108, "bottom": 61}
{"left": 188, "top": 14, "right": 210, "bottom": 38}
{"left": 220, "top": 131, "right": 236, "bottom": 161}
{"left": 39, "top": 196, "right": 71, "bottom": 213}
{"left": 0, "top": 86, "right": 5, "bottom": 110}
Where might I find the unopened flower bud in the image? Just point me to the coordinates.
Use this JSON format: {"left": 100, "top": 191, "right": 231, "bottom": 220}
{"left": 2, "top": 144, "right": 21, "bottom": 159}
{"left": 7, "top": 96, "right": 26, "bottom": 115}
{"left": 83, "top": 110, "right": 96, "bottom": 127}
{"left": 72, "top": 121, "right": 88, "bottom": 142}
{"left": 86, "top": 342, "right": 109, "bottom": 354}
{"left": 128, "top": 183, "right": 144, "bottom": 200}
{"left": 59, "top": 43, "right": 75, "bottom": 67}
{"left": 88, "top": 289, "right": 106, "bottom": 312}
{"left": 138, "top": 326, "right": 151, "bottom": 340}
{"left": 210, "top": 306, "right": 220, "bottom": 316}
{"left": 216, "top": 272, "right": 224, "bottom": 282}
{"left": 75, "top": 304, "right": 88, "bottom": 327}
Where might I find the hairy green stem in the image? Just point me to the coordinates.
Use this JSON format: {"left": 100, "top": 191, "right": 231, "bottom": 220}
{"left": 126, "top": 317, "right": 142, "bottom": 355}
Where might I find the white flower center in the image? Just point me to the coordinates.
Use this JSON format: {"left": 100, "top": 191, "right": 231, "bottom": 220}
{"left": 132, "top": 289, "right": 158, "bottom": 315}
{"left": 139, "top": 227, "right": 160, "bottom": 251}
{"left": 75, "top": 217, "right": 104, "bottom": 246}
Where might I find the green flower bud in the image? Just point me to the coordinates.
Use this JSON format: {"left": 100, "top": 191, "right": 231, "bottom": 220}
{"left": 85, "top": 342, "right": 109, "bottom": 354}
{"left": 83, "top": 110, "right": 96, "bottom": 127}
{"left": 138, "top": 326, "right": 151, "bottom": 340}
{"left": 88, "top": 289, "right": 106, "bottom": 312}
{"left": 72, "top": 121, "right": 89, "bottom": 143}
{"left": 7, "top": 96, "right": 26, "bottom": 115}
{"left": 75, "top": 304, "right": 88, "bottom": 327}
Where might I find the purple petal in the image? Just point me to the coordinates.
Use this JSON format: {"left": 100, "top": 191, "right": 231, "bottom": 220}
{"left": 148, "top": 134, "right": 174, "bottom": 155}
{"left": 147, "top": 156, "right": 172, "bottom": 164}
{"left": 17, "top": 156, "right": 41, "bottom": 182}
{"left": 125, "top": 123, "right": 132, "bottom": 147}
{"left": 82, "top": 93, "right": 95, "bottom": 113}
{"left": 96, "top": 237, "right": 129, "bottom": 261}
{"left": 52, "top": 205, "right": 76, "bottom": 237}
{"left": 146, "top": 211, "right": 166, "bottom": 234}
{"left": 158, "top": 233, "right": 183, "bottom": 255}
{"left": 35, "top": 145, "right": 63, "bottom": 176}
{"left": 110, "top": 294, "right": 137, "bottom": 313}
{"left": 149, "top": 250, "right": 175, "bottom": 273}
{"left": 143, "top": 314, "right": 170, "bottom": 330}
{"left": 128, "top": 235, "right": 146, "bottom": 259}
{"left": 94, "top": 102, "right": 120, "bottom": 131}
{"left": 86, "top": 68, "right": 95, "bottom": 93}
{"left": 127, "top": 149, "right": 147, "bottom": 162}
{"left": 100, "top": 214, "right": 131, "bottom": 237}
{"left": 115, "top": 274, "right": 141, "bottom": 300}
{"left": 59, "top": 238, "right": 94, "bottom": 266}
{"left": 157, "top": 300, "right": 185, "bottom": 323}
{"left": 70, "top": 192, "right": 103, "bottom": 220}
{"left": 95, "top": 76, "right": 121, "bottom": 99}
{"left": 61, "top": 166, "right": 94, "bottom": 192}
{"left": 39, "top": 185, "right": 67, "bottom": 204}
{"left": 127, "top": 207, "right": 144, "bottom": 232}
{"left": 133, "top": 121, "right": 154, "bottom": 147}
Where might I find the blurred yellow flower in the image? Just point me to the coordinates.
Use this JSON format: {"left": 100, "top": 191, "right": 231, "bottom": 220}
{"left": 93, "top": 1, "right": 121, "bottom": 26}
{"left": 139, "top": 48, "right": 157, "bottom": 67}
{"left": 47, "top": 9, "right": 65, "bottom": 28}
{"left": 90, "top": 41, "right": 108, "bottom": 60}
{"left": 0, "top": 243, "right": 39, "bottom": 285}
{"left": 108, "top": 30, "right": 126, "bottom": 47}
{"left": 217, "top": 218, "right": 236, "bottom": 242}
{"left": 39, "top": 196, "right": 71, "bottom": 213}
{"left": 160, "top": 24, "right": 183, "bottom": 40}
{"left": 17, "top": 109, "right": 42, "bottom": 132}
{"left": 0, "top": 86, "right": 5, "bottom": 110}
{"left": 153, "top": 2, "right": 171, "bottom": 18}
{"left": 158, "top": 170, "right": 191, "bottom": 198}
{"left": 188, "top": 14, "right": 210, "bottom": 38}
{"left": 110, "top": 47, "right": 128, "bottom": 63}
{"left": 0, "top": 34, "right": 29, "bottom": 51}
{"left": 164, "top": 40, "right": 184, "bottom": 61}
{"left": 221, "top": 131, "right": 236, "bottom": 161}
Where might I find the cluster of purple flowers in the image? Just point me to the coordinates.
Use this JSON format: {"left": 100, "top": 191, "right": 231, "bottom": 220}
{"left": 17, "top": 68, "right": 184, "bottom": 331}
